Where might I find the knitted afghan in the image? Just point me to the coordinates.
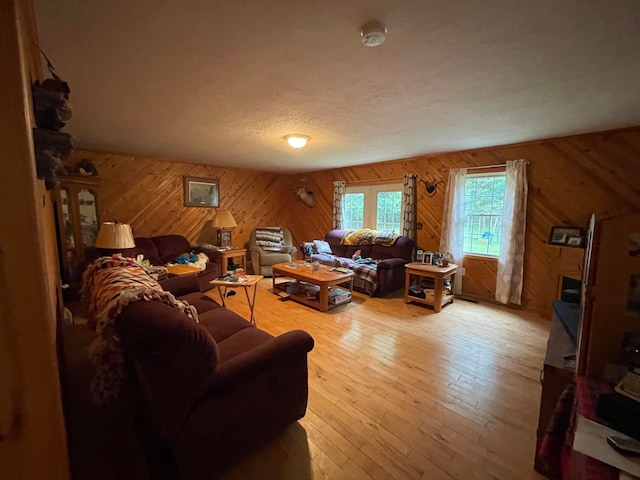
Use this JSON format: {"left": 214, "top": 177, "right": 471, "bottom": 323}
{"left": 81, "top": 254, "right": 198, "bottom": 404}
{"left": 254, "top": 227, "right": 285, "bottom": 251}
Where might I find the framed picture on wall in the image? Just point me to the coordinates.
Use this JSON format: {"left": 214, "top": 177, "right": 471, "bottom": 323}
{"left": 548, "top": 226, "right": 584, "bottom": 247}
{"left": 566, "top": 236, "right": 585, "bottom": 248}
{"left": 184, "top": 176, "right": 219, "bottom": 207}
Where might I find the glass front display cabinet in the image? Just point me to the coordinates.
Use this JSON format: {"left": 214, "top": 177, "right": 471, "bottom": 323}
{"left": 54, "top": 175, "right": 101, "bottom": 297}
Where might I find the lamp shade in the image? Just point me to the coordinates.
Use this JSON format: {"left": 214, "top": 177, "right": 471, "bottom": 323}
{"left": 95, "top": 222, "right": 135, "bottom": 249}
{"left": 211, "top": 210, "right": 237, "bottom": 228}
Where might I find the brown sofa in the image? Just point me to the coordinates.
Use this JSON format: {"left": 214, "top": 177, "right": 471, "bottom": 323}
{"left": 303, "top": 230, "right": 414, "bottom": 297}
{"left": 119, "top": 234, "right": 222, "bottom": 292}
{"left": 116, "top": 274, "right": 315, "bottom": 478}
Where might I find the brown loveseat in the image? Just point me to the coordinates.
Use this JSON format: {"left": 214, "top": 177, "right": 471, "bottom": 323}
{"left": 119, "top": 234, "right": 221, "bottom": 292}
{"left": 303, "top": 229, "right": 414, "bottom": 297}
{"left": 116, "top": 274, "right": 315, "bottom": 478}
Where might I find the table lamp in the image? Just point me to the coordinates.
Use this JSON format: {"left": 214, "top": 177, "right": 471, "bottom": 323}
{"left": 211, "top": 210, "right": 237, "bottom": 248}
{"left": 95, "top": 221, "right": 136, "bottom": 250}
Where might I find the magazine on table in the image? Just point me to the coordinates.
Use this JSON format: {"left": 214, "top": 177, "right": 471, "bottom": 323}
{"left": 286, "top": 262, "right": 305, "bottom": 268}
{"left": 216, "top": 273, "right": 249, "bottom": 283}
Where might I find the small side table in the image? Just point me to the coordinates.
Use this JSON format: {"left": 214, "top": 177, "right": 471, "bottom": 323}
{"left": 209, "top": 274, "right": 263, "bottom": 325}
{"left": 218, "top": 248, "right": 247, "bottom": 273}
{"left": 166, "top": 264, "right": 201, "bottom": 277}
{"left": 404, "top": 262, "right": 458, "bottom": 312}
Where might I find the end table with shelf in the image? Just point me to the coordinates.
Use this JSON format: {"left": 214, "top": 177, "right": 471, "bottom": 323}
{"left": 404, "top": 262, "right": 457, "bottom": 312}
{"left": 218, "top": 248, "right": 247, "bottom": 273}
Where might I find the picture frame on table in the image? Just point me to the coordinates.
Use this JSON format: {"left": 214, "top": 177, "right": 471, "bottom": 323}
{"left": 548, "top": 226, "right": 585, "bottom": 247}
{"left": 184, "top": 176, "right": 219, "bottom": 208}
{"left": 422, "top": 252, "right": 433, "bottom": 265}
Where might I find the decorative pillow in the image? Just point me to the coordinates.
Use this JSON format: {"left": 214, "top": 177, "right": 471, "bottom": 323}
{"left": 255, "top": 228, "right": 284, "bottom": 251}
{"left": 314, "top": 240, "right": 332, "bottom": 254}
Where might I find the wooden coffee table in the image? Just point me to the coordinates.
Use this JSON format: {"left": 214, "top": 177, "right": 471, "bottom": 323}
{"left": 271, "top": 262, "right": 354, "bottom": 312}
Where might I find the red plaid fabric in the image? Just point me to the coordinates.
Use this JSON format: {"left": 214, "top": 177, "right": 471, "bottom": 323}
{"left": 538, "top": 381, "right": 576, "bottom": 477}
{"left": 538, "top": 376, "right": 618, "bottom": 480}
{"left": 563, "top": 377, "right": 617, "bottom": 480}
{"left": 351, "top": 263, "right": 378, "bottom": 295}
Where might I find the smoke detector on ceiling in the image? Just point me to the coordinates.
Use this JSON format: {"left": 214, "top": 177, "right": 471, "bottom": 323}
{"left": 360, "top": 21, "right": 387, "bottom": 47}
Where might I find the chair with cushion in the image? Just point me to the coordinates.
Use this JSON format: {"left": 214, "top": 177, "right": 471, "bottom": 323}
{"left": 248, "top": 227, "right": 297, "bottom": 276}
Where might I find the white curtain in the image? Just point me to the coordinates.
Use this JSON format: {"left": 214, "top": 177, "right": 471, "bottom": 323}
{"left": 439, "top": 168, "right": 467, "bottom": 295}
{"left": 496, "top": 159, "right": 528, "bottom": 305}
{"left": 332, "top": 181, "right": 346, "bottom": 230}
{"left": 402, "top": 174, "right": 417, "bottom": 240}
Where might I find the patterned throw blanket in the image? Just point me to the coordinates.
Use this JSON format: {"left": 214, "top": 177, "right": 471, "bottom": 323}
{"left": 341, "top": 229, "right": 399, "bottom": 246}
{"left": 81, "top": 254, "right": 198, "bottom": 404}
{"left": 255, "top": 227, "right": 284, "bottom": 251}
{"left": 350, "top": 263, "right": 379, "bottom": 296}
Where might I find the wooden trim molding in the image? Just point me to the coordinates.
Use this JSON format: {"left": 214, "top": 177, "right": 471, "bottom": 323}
{"left": 0, "top": 0, "right": 69, "bottom": 477}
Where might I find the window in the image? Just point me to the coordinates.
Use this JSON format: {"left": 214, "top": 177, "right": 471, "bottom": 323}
{"left": 343, "top": 192, "right": 364, "bottom": 230}
{"left": 344, "top": 184, "right": 403, "bottom": 232}
{"left": 463, "top": 173, "right": 506, "bottom": 256}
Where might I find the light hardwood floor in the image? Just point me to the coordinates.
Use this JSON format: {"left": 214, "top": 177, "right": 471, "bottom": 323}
{"left": 211, "top": 280, "right": 550, "bottom": 480}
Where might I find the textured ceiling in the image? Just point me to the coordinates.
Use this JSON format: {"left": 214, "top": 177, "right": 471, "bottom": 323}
{"left": 33, "top": 0, "right": 640, "bottom": 173}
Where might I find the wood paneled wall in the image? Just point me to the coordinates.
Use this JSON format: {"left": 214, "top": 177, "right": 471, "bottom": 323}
{"left": 461, "top": 255, "right": 499, "bottom": 300}
{"left": 296, "top": 127, "right": 640, "bottom": 315}
{"left": 69, "top": 126, "right": 640, "bottom": 316}
{"left": 66, "top": 149, "right": 299, "bottom": 250}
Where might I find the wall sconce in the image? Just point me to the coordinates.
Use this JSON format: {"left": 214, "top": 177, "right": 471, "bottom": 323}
{"left": 419, "top": 179, "right": 444, "bottom": 197}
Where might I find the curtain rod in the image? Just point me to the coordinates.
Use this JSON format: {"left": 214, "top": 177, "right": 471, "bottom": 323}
{"left": 347, "top": 176, "right": 405, "bottom": 184}
{"left": 441, "top": 161, "right": 529, "bottom": 172}
{"left": 442, "top": 163, "right": 505, "bottom": 172}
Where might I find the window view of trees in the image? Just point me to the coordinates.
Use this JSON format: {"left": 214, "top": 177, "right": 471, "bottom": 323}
{"left": 344, "top": 185, "right": 403, "bottom": 232}
{"left": 343, "top": 193, "right": 364, "bottom": 230}
{"left": 463, "top": 175, "right": 506, "bottom": 256}
{"left": 376, "top": 191, "right": 402, "bottom": 232}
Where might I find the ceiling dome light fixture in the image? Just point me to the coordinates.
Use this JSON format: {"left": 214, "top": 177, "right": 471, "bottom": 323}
{"left": 360, "top": 21, "right": 387, "bottom": 47}
{"left": 285, "top": 134, "right": 309, "bottom": 149}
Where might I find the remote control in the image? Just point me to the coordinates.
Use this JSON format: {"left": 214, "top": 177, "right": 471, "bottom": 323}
{"left": 606, "top": 435, "right": 640, "bottom": 456}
